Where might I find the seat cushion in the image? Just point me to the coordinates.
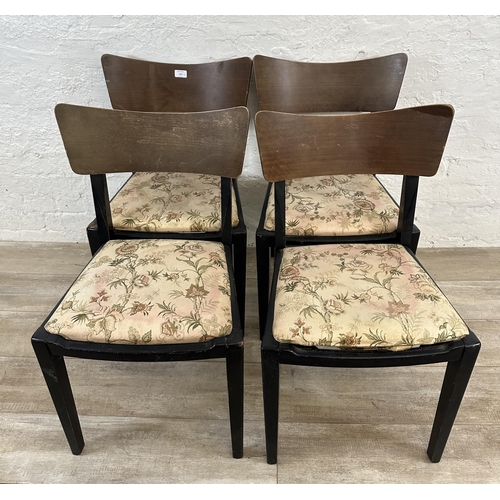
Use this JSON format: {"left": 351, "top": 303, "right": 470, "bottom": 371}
{"left": 273, "top": 243, "right": 469, "bottom": 351}
{"left": 264, "top": 174, "right": 399, "bottom": 236}
{"left": 44, "top": 239, "right": 233, "bottom": 344}
{"left": 110, "top": 172, "right": 239, "bottom": 232}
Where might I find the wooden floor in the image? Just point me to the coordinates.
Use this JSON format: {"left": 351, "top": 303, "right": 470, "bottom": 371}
{"left": 1, "top": 242, "right": 499, "bottom": 484}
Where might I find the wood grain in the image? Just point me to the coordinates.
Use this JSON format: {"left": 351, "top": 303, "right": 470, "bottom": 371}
{"left": 254, "top": 53, "right": 407, "bottom": 113}
{"left": 55, "top": 104, "right": 250, "bottom": 177}
{"left": 255, "top": 106, "right": 454, "bottom": 181}
{"left": 276, "top": 422, "right": 500, "bottom": 484}
{"left": 0, "top": 414, "right": 272, "bottom": 484}
{"left": 102, "top": 54, "right": 252, "bottom": 113}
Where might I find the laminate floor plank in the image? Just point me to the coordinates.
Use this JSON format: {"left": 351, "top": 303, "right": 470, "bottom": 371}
{"left": 435, "top": 281, "right": 500, "bottom": 320}
{"left": 0, "top": 414, "right": 273, "bottom": 484}
{"left": 275, "top": 422, "right": 500, "bottom": 484}
{"left": 0, "top": 242, "right": 91, "bottom": 274}
{"left": 0, "top": 311, "right": 51, "bottom": 357}
{"left": 0, "top": 273, "right": 81, "bottom": 312}
{"left": 416, "top": 247, "right": 500, "bottom": 281}
{"left": 2, "top": 357, "right": 497, "bottom": 425}
{"left": 0, "top": 356, "right": 263, "bottom": 421}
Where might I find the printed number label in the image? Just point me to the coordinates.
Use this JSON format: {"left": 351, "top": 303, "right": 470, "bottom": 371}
{"left": 174, "top": 70, "right": 188, "bottom": 78}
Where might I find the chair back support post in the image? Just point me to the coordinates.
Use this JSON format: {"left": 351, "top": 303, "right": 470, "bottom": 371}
{"left": 90, "top": 174, "right": 111, "bottom": 246}
{"left": 221, "top": 177, "right": 233, "bottom": 247}
{"left": 274, "top": 181, "right": 286, "bottom": 250}
{"left": 398, "top": 175, "right": 420, "bottom": 249}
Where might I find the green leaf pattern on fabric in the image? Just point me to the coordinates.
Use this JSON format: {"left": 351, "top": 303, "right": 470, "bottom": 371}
{"left": 273, "top": 243, "right": 469, "bottom": 351}
{"left": 45, "top": 239, "right": 233, "bottom": 345}
{"left": 110, "top": 172, "right": 239, "bottom": 232}
{"left": 265, "top": 174, "right": 399, "bottom": 236}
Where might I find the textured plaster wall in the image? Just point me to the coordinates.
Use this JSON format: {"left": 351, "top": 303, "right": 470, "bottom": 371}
{"left": 1, "top": 15, "right": 499, "bottom": 246}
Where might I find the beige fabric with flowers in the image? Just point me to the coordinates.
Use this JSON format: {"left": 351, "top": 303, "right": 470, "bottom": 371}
{"left": 274, "top": 243, "right": 469, "bottom": 351}
{"left": 264, "top": 174, "right": 399, "bottom": 236}
{"left": 45, "top": 240, "right": 233, "bottom": 345}
{"left": 110, "top": 172, "right": 239, "bottom": 233}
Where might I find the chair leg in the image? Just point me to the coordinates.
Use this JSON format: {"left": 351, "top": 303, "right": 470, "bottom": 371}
{"left": 233, "top": 232, "right": 247, "bottom": 334}
{"left": 261, "top": 348, "right": 280, "bottom": 465}
{"left": 427, "top": 339, "right": 480, "bottom": 463}
{"left": 86, "top": 226, "right": 101, "bottom": 256}
{"left": 256, "top": 236, "right": 271, "bottom": 339}
{"left": 31, "top": 339, "right": 84, "bottom": 455}
{"left": 410, "top": 225, "right": 421, "bottom": 254}
{"left": 226, "top": 344, "right": 244, "bottom": 459}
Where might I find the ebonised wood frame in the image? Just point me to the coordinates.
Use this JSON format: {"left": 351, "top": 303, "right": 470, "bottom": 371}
{"left": 255, "top": 106, "right": 481, "bottom": 465}
{"left": 31, "top": 105, "right": 249, "bottom": 457}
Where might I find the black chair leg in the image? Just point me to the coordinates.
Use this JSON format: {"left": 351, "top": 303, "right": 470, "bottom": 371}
{"left": 427, "top": 337, "right": 481, "bottom": 463}
{"left": 226, "top": 344, "right": 244, "bottom": 459}
{"left": 233, "top": 232, "right": 247, "bottom": 334}
{"left": 410, "top": 225, "right": 421, "bottom": 254}
{"left": 256, "top": 236, "right": 271, "bottom": 339}
{"left": 32, "top": 339, "right": 84, "bottom": 455}
{"left": 86, "top": 226, "right": 101, "bottom": 256}
{"left": 261, "top": 348, "right": 280, "bottom": 465}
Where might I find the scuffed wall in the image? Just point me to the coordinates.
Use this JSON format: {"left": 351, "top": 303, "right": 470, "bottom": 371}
{"left": 1, "top": 15, "right": 499, "bottom": 246}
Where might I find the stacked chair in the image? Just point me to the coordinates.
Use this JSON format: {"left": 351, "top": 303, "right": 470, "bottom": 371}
{"left": 87, "top": 54, "right": 252, "bottom": 331}
{"left": 32, "top": 52, "right": 480, "bottom": 466}
{"left": 253, "top": 53, "right": 422, "bottom": 337}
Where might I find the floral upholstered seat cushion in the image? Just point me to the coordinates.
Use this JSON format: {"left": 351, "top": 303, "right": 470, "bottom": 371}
{"left": 274, "top": 243, "right": 469, "bottom": 351}
{"left": 110, "top": 172, "right": 239, "bottom": 233}
{"left": 45, "top": 239, "right": 233, "bottom": 345}
{"left": 264, "top": 174, "right": 399, "bottom": 236}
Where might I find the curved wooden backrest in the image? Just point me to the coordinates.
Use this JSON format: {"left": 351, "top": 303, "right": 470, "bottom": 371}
{"left": 254, "top": 53, "right": 408, "bottom": 113}
{"left": 101, "top": 54, "right": 253, "bottom": 112}
{"left": 255, "top": 105, "right": 454, "bottom": 182}
{"left": 55, "top": 104, "right": 250, "bottom": 178}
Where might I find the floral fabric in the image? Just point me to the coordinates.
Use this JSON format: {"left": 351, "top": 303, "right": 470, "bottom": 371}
{"left": 110, "top": 172, "right": 239, "bottom": 233}
{"left": 264, "top": 174, "right": 399, "bottom": 236}
{"left": 274, "top": 243, "right": 469, "bottom": 351}
{"left": 45, "top": 239, "right": 233, "bottom": 345}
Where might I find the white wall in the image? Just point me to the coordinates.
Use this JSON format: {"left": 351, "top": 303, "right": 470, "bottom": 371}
{"left": 1, "top": 15, "right": 499, "bottom": 246}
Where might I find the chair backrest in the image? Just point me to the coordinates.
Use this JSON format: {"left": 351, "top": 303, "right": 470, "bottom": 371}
{"left": 255, "top": 105, "right": 454, "bottom": 248}
{"left": 255, "top": 106, "right": 454, "bottom": 182}
{"left": 101, "top": 54, "right": 253, "bottom": 112}
{"left": 55, "top": 104, "right": 250, "bottom": 247}
{"left": 55, "top": 104, "right": 250, "bottom": 178}
{"left": 253, "top": 53, "right": 407, "bottom": 113}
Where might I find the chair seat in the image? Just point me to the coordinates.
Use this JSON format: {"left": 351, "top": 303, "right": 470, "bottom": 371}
{"left": 264, "top": 174, "right": 399, "bottom": 236}
{"left": 273, "top": 243, "right": 469, "bottom": 351}
{"left": 45, "top": 239, "right": 233, "bottom": 344}
{"left": 110, "top": 172, "right": 239, "bottom": 232}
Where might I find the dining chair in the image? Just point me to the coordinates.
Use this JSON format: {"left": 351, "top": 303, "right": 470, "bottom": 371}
{"left": 32, "top": 104, "right": 250, "bottom": 457}
{"left": 86, "top": 54, "right": 253, "bottom": 331}
{"left": 254, "top": 105, "right": 480, "bottom": 465}
{"left": 253, "top": 53, "right": 421, "bottom": 337}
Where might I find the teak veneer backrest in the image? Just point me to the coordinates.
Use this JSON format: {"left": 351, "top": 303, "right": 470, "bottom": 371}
{"left": 55, "top": 104, "right": 250, "bottom": 178}
{"left": 101, "top": 54, "right": 253, "bottom": 112}
{"left": 254, "top": 53, "right": 408, "bottom": 113}
{"left": 255, "top": 105, "right": 454, "bottom": 182}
